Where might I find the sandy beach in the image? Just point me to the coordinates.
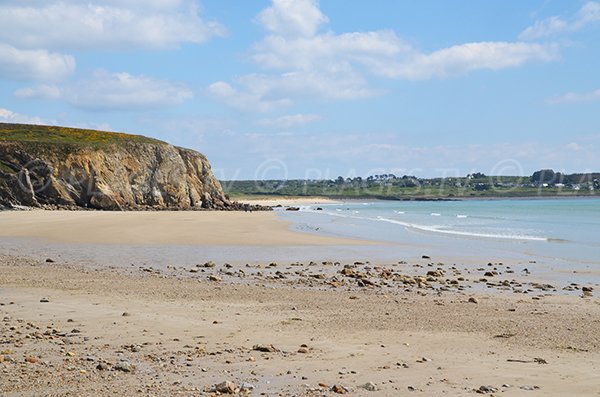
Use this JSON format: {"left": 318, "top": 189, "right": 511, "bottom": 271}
{"left": 0, "top": 210, "right": 365, "bottom": 246}
{"left": 0, "top": 210, "right": 599, "bottom": 396}
{"left": 1, "top": 255, "right": 599, "bottom": 396}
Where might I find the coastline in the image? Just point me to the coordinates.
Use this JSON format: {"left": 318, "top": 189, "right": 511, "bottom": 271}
{"left": 0, "top": 204, "right": 598, "bottom": 395}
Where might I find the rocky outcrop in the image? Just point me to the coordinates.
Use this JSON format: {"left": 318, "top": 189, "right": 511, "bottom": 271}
{"left": 0, "top": 132, "right": 252, "bottom": 211}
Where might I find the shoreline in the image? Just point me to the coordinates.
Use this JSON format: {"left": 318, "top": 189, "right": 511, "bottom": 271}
{"left": 237, "top": 194, "right": 600, "bottom": 204}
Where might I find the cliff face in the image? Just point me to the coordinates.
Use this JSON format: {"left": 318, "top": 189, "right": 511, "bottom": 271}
{"left": 0, "top": 131, "right": 235, "bottom": 211}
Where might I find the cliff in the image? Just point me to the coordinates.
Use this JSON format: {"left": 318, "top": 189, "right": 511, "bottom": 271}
{"left": 0, "top": 123, "right": 249, "bottom": 211}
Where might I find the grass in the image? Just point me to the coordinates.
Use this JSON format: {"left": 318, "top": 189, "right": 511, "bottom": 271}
{"left": 222, "top": 180, "right": 600, "bottom": 200}
{"left": 0, "top": 123, "right": 165, "bottom": 147}
{"left": 0, "top": 161, "right": 15, "bottom": 174}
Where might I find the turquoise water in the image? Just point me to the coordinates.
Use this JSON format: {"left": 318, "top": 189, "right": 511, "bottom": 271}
{"left": 279, "top": 198, "right": 600, "bottom": 270}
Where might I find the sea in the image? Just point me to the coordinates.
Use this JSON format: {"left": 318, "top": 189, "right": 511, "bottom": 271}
{"left": 278, "top": 198, "right": 600, "bottom": 284}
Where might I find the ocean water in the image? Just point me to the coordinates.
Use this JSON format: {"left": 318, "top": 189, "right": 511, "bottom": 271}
{"left": 279, "top": 198, "right": 600, "bottom": 275}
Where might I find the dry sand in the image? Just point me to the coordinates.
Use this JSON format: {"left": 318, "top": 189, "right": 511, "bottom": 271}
{"left": 0, "top": 210, "right": 369, "bottom": 246}
{"left": 0, "top": 256, "right": 599, "bottom": 396}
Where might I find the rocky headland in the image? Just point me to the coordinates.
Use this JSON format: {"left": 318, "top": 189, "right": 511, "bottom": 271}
{"left": 0, "top": 123, "right": 260, "bottom": 211}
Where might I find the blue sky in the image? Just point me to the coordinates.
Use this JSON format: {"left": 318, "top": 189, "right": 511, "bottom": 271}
{"left": 1, "top": 0, "right": 599, "bottom": 179}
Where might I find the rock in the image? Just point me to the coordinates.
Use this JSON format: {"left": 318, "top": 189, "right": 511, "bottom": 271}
{"left": 422, "top": 255, "right": 431, "bottom": 259}
{"left": 122, "top": 312, "right": 131, "bottom": 317}
{"left": 114, "top": 360, "right": 134, "bottom": 373}
{"left": 96, "top": 362, "right": 110, "bottom": 371}
{"left": 239, "top": 382, "right": 255, "bottom": 392}
{"left": 208, "top": 275, "right": 222, "bottom": 282}
{"left": 40, "top": 297, "right": 50, "bottom": 303}
{"left": 203, "top": 261, "right": 216, "bottom": 268}
{"left": 45, "top": 258, "right": 55, "bottom": 263}
{"left": 331, "top": 384, "right": 349, "bottom": 394}
{"left": 468, "top": 297, "right": 479, "bottom": 304}
{"left": 361, "top": 382, "right": 378, "bottom": 391}
{"left": 25, "top": 356, "right": 38, "bottom": 364}
{"left": 298, "top": 346, "right": 309, "bottom": 354}
{"left": 476, "top": 385, "right": 498, "bottom": 394}
{"left": 214, "top": 381, "right": 236, "bottom": 394}
{"left": 253, "top": 344, "right": 278, "bottom": 353}
{"left": 0, "top": 123, "right": 265, "bottom": 211}
{"left": 520, "top": 385, "right": 540, "bottom": 391}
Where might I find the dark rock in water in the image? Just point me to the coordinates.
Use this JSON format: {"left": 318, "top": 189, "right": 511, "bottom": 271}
{"left": 286, "top": 207, "right": 300, "bottom": 211}
{"left": 0, "top": 123, "right": 269, "bottom": 212}
{"left": 316, "top": 207, "right": 323, "bottom": 210}
{"left": 422, "top": 255, "right": 431, "bottom": 259}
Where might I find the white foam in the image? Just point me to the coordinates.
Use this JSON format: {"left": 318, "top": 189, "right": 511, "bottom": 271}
{"left": 375, "top": 216, "right": 546, "bottom": 241}
{"left": 431, "top": 213, "right": 441, "bottom": 216}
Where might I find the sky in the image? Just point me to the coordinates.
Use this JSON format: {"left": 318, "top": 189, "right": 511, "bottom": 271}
{"left": 1, "top": 0, "right": 599, "bottom": 180}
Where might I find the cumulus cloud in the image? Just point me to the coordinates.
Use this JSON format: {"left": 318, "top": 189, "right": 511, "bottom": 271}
{"left": 520, "top": 1, "right": 600, "bottom": 40}
{"left": 256, "top": 0, "right": 328, "bottom": 37}
{"left": 546, "top": 88, "right": 600, "bottom": 104}
{"left": 207, "top": 80, "right": 292, "bottom": 112}
{"left": 16, "top": 70, "right": 193, "bottom": 110}
{"left": 0, "top": 0, "right": 225, "bottom": 50}
{"left": 0, "top": 44, "right": 75, "bottom": 82}
{"left": 369, "top": 42, "right": 559, "bottom": 80}
{"left": 209, "top": 0, "right": 559, "bottom": 111}
{"left": 258, "top": 113, "right": 322, "bottom": 128}
{"left": 0, "top": 108, "right": 46, "bottom": 125}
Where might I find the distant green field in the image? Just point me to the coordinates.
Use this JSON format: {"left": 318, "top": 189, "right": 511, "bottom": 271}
{"left": 0, "top": 123, "right": 164, "bottom": 146}
{"left": 221, "top": 177, "right": 600, "bottom": 200}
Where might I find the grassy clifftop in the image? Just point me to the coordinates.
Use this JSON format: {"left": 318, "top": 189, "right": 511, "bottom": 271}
{"left": 0, "top": 123, "right": 164, "bottom": 147}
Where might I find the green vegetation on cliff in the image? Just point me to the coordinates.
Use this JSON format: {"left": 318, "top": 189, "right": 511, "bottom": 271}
{"left": 0, "top": 123, "right": 164, "bottom": 147}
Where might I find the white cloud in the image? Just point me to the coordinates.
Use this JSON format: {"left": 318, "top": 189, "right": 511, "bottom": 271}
{"left": 14, "top": 84, "right": 62, "bottom": 100}
{"left": 17, "top": 70, "right": 193, "bottom": 110}
{"left": 520, "top": 1, "right": 600, "bottom": 40}
{"left": 0, "top": 43, "right": 75, "bottom": 82}
{"left": 0, "top": 108, "right": 46, "bottom": 125}
{"left": 546, "top": 88, "right": 600, "bottom": 104}
{"left": 0, "top": 0, "right": 225, "bottom": 50}
{"left": 207, "top": 80, "right": 292, "bottom": 112}
{"left": 210, "top": 0, "right": 559, "bottom": 111}
{"left": 258, "top": 113, "right": 321, "bottom": 128}
{"left": 369, "top": 42, "right": 559, "bottom": 80}
{"left": 256, "top": 0, "right": 328, "bottom": 37}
